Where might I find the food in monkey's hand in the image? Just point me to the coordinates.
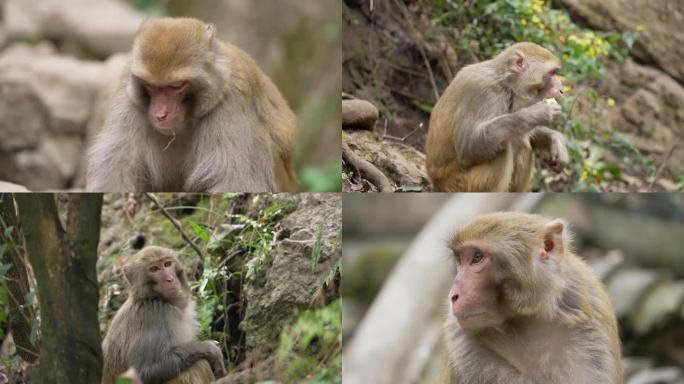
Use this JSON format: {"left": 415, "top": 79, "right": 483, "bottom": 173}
{"left": 544, "top": 97, "right": 559, "bottom": 105}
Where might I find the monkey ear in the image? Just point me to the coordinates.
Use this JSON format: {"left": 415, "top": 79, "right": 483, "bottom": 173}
{"left": 122, "top": 264, "right": 134, "bottom": 284}
{"left": 510, "top": 51, "right": 527, "bottom": 74}
{"left": 541, "top": 219, "right": 565, "bottom": 260}
{"left": 205, "top": 23, "right": 217, "bottom": 45}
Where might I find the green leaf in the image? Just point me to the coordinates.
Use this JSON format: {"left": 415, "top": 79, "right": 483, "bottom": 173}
{"left": 189, "top": 220, "right": 210, "bottom": 242}
{"left": 0, "top": 263, "right": 12, "bottom": 277}
{"left": 3, "top": 226, "right": 14, "bottom": 238}
{"left": 311, "top": 226, "right": 324, "bottom": 272}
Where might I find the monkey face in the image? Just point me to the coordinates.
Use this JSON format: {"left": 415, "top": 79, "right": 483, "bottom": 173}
{"left": 541, "top": 67, "right": 564, "bottom": 101}
{"left": 449, "top": 244, "right": 504, "bottom": 331}
{"left": 141, "top": 80, "right": 190, "bottom": 135}
{"left": 146, "top": 257, "right": 184, "bottom": 300}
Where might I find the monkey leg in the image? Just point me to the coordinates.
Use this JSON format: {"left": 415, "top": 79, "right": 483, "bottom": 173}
{"left": 433, "top": 149, "right": 514, "bottom": 192}
{"left": 167, "top": 360, "right": 215, "bottom": 384}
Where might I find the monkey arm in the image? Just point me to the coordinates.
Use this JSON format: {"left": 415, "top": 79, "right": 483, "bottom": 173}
{"left": 530, "top": 127, "right": 568, "bottom": 173}
{"left": 457, "top": 109, "right": 541, "bottom": 167}
{"left": 133, "top": 341, "right": 224, "bottom": 384}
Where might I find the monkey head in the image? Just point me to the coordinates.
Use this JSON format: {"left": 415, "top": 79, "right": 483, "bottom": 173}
{"left": 448, "top": 212, "right": 568, "bottom": 331}
{"left": 123, "top": 246, "right": 190, "bottom": 306}
{"left": 498, "top": 42, "right": 564, "bottom": 105}
{"left": 127, "top": 18, "right": 225, "bottom": 136}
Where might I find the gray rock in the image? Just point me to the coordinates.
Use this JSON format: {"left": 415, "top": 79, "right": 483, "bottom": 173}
{"left": 5, "top": 0, "right": 143, "bottom": 56}
{"left": 558, "top": 0, "right": 684, "bottom": 84}
{"left": 0, "top": 180, "right": 29, "bottom": 192}
{"left": 606, "top": 268, "right": 661, "bottom": 318}
{"left": 627, "top": 366, "right": 684, "bottom": 384}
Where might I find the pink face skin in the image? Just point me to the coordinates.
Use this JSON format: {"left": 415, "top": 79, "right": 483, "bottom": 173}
{"left": 143, "top": 81, "right": 189, "bottom": 135}
{"left": 449, "top": 244, "right": 504, "bottom": 331}
{"left": 147, "top": 258, "right": 182, "bottom": 301}
{"left": 543, "top": 68, "right": 564, "bottom": 101}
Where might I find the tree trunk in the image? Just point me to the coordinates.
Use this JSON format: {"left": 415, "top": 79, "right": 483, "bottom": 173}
{"left": 0, "top": 193, "right": 39, "bottom": 362}
{"left": 14, "top": 193, "right": 103, "bottom": 384}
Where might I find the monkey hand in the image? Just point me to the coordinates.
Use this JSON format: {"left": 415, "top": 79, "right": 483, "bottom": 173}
{"left": 203, "top": 340, "right": 227, "bottom": 378}
{"left": 525, "top": 100, "right": 562, "bottom": 126}
{"left": 544, "top": 135, "right": 569, "bottom": 173}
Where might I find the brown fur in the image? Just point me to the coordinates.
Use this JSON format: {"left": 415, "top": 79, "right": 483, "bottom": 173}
{"left": 443, "top": 212, "right": 622, "bottom": 383}
{"left": 426, "top": 42, "right": 566, "bottom": 192}
{"left": 88, "top": 17, "right": 297, "bottom": 192}
{"left": 102, "top": 246, "right": 225, "bottom": 384}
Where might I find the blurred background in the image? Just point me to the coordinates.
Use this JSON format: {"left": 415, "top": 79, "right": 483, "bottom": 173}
{"left": 0, "top": 0, "right": 341, "bottom": 192}
{"left": 343, "top": 193, "right": 684, "bottom": 383}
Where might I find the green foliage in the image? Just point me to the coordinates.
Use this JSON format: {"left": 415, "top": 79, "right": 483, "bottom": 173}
{"left": 429, "top": 0, "right": 633, "bottom": 82}
{"left": 277, "top": 300, "right": 342, "bottom": 383}
{"left": 124, "top": 0, "right": 166, "bottom": 15}
{"left": 300, "top": 161, "right": 343, "bottom": 192}
{"left": 426, "top": 0, "right": 675, "bottom": 191}
{"left": 310, "top": 226, "right": 324, "bottom": 272}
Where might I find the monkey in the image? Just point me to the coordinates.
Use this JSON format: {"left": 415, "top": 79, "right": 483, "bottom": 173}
{"left": 442, "top": 212, "right": 622, "bottom": 384}
{"left": 87, "top": 17, "right": 297, "bottom": 193}
{"left": 101, "top": 246, "right": 226, "bottom": 384}
{"left": 426, "top": 42, "right": 569, "bottom": 192}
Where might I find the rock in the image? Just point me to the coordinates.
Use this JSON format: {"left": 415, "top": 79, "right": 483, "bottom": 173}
{"left": 0, "top": 43, "right": 105, "bottom": 134}
{"left": 5, "top": 0, "right": 144, "bottom": 57}
{"left": 630, "top": 280, "right": 684, "bottom": 335}
{"left": 558, "top": 0, "right": 684, "bottom": 83}
{"left": 0, "top": 44, "right": 127, "bottom": 189}
{"left": 343, "top": 99, "right": 379, "bottom": 130}
{"left": 343, "top": 130, "right": 429, "bottom": 192}
{"left": 606, "top": 268, "right": 661, "bottom": 318}
{"left": 0, "top": 181, "right": 29, "bottom": 192}
{"left": 627, "top": 366, "right": 684, "bottom": 384}
{"left": 42, "top": 136, "right": 82, "bottom": 181}
{"left": 242, "top": 194, "right": 342, "bottom": 356}
{"left": 0, "top": 80, "right": 47, "bottom": 151}
{"left": 602, "top": 60, "right": 684, "bottom": 172}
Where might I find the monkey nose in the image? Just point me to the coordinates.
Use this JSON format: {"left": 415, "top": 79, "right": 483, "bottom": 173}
{"left": 451, "top": 293, "right": 459, "bottom": 304}
{"left": 155, "top": 111, "right": 168, "bottom": 121}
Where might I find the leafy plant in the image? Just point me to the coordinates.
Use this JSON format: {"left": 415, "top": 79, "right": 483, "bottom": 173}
{"left": 277, "top": 300, "right": 342, "bottom": 383}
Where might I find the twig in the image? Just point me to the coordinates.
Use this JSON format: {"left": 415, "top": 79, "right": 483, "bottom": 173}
{"left": 342, "top": 143, "right": 393, "bottom": 192}
{"left": 384, "top": 123, "right": 424, "bottom": 142}
{"left": 393, "top": 0, "right": 440, "bottom": 102}
{"left": 144, "top": 193, "right": 204, "bottom": 262}
{"left": 648, "top": 139, "right": 681, "bottom": 189}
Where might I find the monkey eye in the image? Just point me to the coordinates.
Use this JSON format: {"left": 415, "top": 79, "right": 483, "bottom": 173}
{"left": 164, "top": 260, "right": 173, "bottom": 268}
{"left": 548, "top": 69, "right": 558, "bottom": 76}
{"left": 472, "top": 249, "right": 485, "bottom": 264}
{"left": 149, "top": 265, "right": 160, "bottom": 273}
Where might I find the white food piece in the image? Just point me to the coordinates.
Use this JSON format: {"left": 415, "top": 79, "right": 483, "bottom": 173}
{"left": 544, "top": 98, "right": 558, "bottom": 105}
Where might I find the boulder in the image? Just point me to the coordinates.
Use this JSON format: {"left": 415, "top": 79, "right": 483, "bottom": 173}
{"left": 558, "top": 0, "right": 684, "bottom": 83}
{"left": 4, "top": 0, "right": 143, "bottom": 57}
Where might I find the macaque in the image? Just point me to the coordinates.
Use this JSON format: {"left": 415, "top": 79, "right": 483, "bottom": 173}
{"left": 443, "top": 212, "right": 622, "bottom": 384}
{"left": 426, "top": 42, "right": 569, "bottom": 192}
{"left": 102, "top": 246, "right": 226, "bottom": 384}
{"left": 87, "top": 17, "right": 297, "bottom": 192}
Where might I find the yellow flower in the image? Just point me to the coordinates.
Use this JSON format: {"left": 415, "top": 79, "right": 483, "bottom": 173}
{"left": 531, "top": 15, "right": 541, "bottom": 24}
{"left": 607, "top": 98, "right": 616, "bottom": 106}
{"left": 636, "top": 24, "right": 645, "bottom": 32}
{"left": 580, "top": 170, "right": 589, "bottom": 180}
{"left": 587, "top": 47, "right": 597, "bottom": 58}
{"left": 521, "top": 19, "right": 528, "bottom": 26}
